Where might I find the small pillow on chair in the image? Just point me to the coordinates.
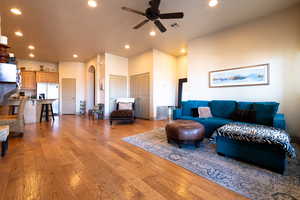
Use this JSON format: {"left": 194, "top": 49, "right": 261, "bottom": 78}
{"left": 198, "top": 107, "right": 212, "bottom": 118}
{"left": 118, "top": 102, "right": 133, "bottom": 110}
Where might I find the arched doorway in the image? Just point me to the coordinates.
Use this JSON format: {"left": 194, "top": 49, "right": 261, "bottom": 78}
{"left": 87, "top": 65, "right": 96, "bottom": 109}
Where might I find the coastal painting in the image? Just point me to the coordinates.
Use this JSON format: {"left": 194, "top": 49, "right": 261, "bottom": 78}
{"left": 209, "top": 64, "right": 269, "bottom": 88}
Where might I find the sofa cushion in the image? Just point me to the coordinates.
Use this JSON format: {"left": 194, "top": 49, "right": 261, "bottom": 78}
{"left": 210, "top": 100, "right": 237, "bottom": 118}
{"left": 179, "top": 116, "right": 203, "bottom": 121}
{"left": 237, "top": 102, "right": 253, "bottom": 110}
{"left": 253, "top": 102, "right": 279, "bottom": 126}
{"left": 181, "top": 101, "right": 209, "bottom": 116}
{"left": 201, "top": 117, "right": 234, "bottom": 137}
{"left": 202, "top": 117, "right": 233, "bottom": 126}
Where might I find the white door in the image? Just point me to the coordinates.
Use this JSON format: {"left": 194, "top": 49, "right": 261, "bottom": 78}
{"left": 109, "top": 75, "right": 127, "bottom": 113}
{"left": 130, "top": 73, "right": 150, "bottom": 119}
{"left": 62, "top": 78, "right": 76, "bottom": 114}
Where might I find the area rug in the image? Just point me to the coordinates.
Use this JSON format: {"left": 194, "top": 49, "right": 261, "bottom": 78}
{"left": 122, "top": 128, "right": 300, "bottom": 200}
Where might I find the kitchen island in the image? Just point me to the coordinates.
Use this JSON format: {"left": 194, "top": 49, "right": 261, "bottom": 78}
{"left": 8, "top": 98, "right": 57, "bottom": 123}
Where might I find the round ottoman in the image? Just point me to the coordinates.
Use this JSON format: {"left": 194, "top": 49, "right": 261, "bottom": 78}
{"left": 165, "top": 120, "right": 205, "bottom": 148}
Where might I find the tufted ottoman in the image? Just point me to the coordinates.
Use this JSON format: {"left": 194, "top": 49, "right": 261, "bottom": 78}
{"left": 165, "top": 120, "right": 205, "bottom": 148}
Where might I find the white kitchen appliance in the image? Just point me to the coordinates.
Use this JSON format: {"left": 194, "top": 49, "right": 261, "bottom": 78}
{"left": 37, "top": 83, "right": 59, "bottom": 114}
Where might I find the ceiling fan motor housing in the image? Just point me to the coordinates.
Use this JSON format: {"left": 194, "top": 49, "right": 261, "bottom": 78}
{"left": 146, "top": 8, "right": 160, "bottom": 20}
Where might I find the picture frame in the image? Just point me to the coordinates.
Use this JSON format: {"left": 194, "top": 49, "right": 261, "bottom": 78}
{"left": 209, "top": 64, "right": 270, "bottom": 88}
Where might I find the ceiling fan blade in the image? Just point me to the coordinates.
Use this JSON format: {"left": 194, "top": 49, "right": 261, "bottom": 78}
{"left": 150, "top": 0, "right": 161, "bottom": 10}
{"left": 159, "top": 12, "right": 184, "bottom": 19}
{"left": 154, "top": 20, "right": 167, "bottom": 33}
{"left": 133, "top": 19, "right": 150, "bottom": 29}
{"left": 121, "top": 7, "right": 145, "bottom": 16}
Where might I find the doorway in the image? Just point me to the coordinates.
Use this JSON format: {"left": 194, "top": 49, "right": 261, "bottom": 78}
{"left": 178, "top": 78, "right": 188, "bottom": 107}
{"left": 87, "top": 65, "right": 96, "bottom": 110}
{"left": 61, "top": 78, "right": 76, "bottom": 114}
{"left": 130, "top": 73, "right": 150, "bottom": 119}
{"left": 109, "top": 75, "right": 127, "bottom": 113}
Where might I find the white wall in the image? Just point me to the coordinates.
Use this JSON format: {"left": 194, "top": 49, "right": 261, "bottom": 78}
{"left": 153, "top": 50, "right": 177, "bottom": 118}
{"left": 177, "top": 56, "right": 188, "bottom": 79}
{"left": 18, "top": 59, "right": 58, "bottom": 72}
{"left": 128, "top": 50, "right": 154, "bottom": 118}
{"left": 99, "top": 54, "right": 105, "bottom": 104}
{"left": 104, "top": 53, "right": 128, "bottom": 117}
{"left": 128, "top": 49, "right": 177, "bottom": 119}
{"left": 59, "top": 62, "right": 85, "bottom": 114}
{"left": 175, "top": 55, "right": 189, "bottom": 105}
{"left": 187, "top": 6, "right": 300, "bottom": 136}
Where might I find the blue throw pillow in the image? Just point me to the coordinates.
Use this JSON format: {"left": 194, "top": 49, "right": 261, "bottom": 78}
{"left": 253, "top": 103, "right": 279, "bottom": 126}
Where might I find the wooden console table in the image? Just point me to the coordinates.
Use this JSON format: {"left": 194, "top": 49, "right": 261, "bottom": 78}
{"left": 0, "top": 126, "right": 9, "bottom": 157}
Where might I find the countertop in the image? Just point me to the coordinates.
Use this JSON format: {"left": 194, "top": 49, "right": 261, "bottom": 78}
{"left": 8, "top": 98, "right": 57, "bottom": 105}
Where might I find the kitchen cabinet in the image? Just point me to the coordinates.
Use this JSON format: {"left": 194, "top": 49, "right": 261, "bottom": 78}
{"left": 36, "top": 72, "right": 59, "bottom": 83}
{"left": 21, "top": 71, "right": 36, "bottom": 90}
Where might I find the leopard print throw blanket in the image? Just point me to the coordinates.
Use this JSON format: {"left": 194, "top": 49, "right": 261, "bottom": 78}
{"left": 216, "top": 123, "right": 296, "bottom": 158}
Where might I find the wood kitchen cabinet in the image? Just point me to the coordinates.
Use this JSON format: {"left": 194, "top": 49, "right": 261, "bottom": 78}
{"left": 21, "top": 71, "right": 36, "bottom": 90}
{"left": 36, "top": 72, "right": 59, "bottom": 83}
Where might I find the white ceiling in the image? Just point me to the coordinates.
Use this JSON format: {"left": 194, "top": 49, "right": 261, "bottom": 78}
{"left": 0, "top": 0, "right": 299, "bottom": 63}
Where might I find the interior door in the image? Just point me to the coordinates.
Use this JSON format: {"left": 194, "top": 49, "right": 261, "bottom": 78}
{"left": 130, "top": 73, "right": 150, "bottom": 119}
{"left": 109, "top": 75, "right": 127, "bottom": 113}
{"left": 61, "top": 78, "right": 76, "bottom": 114}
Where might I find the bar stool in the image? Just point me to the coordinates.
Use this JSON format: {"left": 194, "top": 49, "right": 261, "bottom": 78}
{"left": 40, "top": 103, "right": 55, "bottom": 122}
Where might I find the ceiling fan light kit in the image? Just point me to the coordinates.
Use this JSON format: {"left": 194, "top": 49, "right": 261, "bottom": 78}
{"left": 121, "top": 0, "right": 184, "bottom": 33}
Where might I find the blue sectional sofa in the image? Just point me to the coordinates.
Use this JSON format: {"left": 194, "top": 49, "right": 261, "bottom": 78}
{"left": 173, "top": 100, "right": 288, "bottom": 173}
{"left": 173, "top": 100, "right": 286, "bottom": 138}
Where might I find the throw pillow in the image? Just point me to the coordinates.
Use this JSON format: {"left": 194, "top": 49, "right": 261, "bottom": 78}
{"left": 253, "top": 103, "right": 279, "bottom": 126}
{"left": 191, "top": 108, "right": 199, "bottom": 117}
{"left": 118, "top": 102, "right": 133, "bottom": 110}
{"left": 198, "top": 107, "right": 212, "bottom": 118}
{"left": 231, "top": 109, "right": 256, "bottom": 123}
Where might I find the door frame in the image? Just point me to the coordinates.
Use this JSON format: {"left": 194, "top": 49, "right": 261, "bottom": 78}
{"left": 177, "top": 78, "right": 187, "bottom": 108}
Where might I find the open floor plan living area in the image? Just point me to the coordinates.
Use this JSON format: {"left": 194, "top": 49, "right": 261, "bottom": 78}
{"left": 0, "top": 0, "right": 300, "bottom": 199}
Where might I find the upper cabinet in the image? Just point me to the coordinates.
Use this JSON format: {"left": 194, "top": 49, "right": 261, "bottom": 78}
{"left": 21, "top": 71, "right": 36, "bottom": 90}
{"left": 36, "top": 72, "right": 59, "bottom": 83}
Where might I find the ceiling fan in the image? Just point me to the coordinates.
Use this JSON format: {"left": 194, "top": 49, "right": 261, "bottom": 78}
{"left": 121, "top": 0, "right": 184, "bottom": 33}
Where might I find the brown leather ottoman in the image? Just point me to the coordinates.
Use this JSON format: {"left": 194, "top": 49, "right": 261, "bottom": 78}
{"left": 165, "top": 120, "right": 205, "bottom": 148}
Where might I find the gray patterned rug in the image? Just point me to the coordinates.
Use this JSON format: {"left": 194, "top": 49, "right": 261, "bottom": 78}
{"left": 122, "top": 128, "right": 300, "bottom": 200}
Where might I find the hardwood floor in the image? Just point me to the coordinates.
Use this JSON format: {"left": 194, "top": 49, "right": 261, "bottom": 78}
{"left": 0, "top": 116, "right": 248, "bottom": 200}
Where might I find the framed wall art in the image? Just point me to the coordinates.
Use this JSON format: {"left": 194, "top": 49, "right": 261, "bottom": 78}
{"left": 209, "top": 64, "right": 270, "bottom": 88}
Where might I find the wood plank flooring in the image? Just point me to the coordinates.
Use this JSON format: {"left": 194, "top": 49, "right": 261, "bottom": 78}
{"left": 0, "top": 116, "right": 249, "bottom": 200}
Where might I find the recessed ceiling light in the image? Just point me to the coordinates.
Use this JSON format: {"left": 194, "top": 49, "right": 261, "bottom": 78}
{"left": 149, "top": 31, "right": 156, "bottom": 37}
{"left": 28, "top": 45, "right": 35, "bottom": 50}
{"left": 181, "top": 48, "right": 186, "bottom": 54}
{"left": 73, "top": 54, "right": 78, "bottom": 58}
{"left": 15, "top": 31, "right": 23, "bottom": 37}
{"left": 29, "top": 53, "right": 35, "bottom": 58}
{"left": 209, "top": 0, "right": 218, "bottom": 7}
{"left": 88, "top": 0, "right": 98, "bottom": 8}
{"left": 10, "top": 8, "right": 22, "bottom": 15}
{"left": 125, "top": 44, "right": 130, "bottom": 49}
